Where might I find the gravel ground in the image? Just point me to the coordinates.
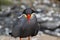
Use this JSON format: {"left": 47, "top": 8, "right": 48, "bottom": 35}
{"left": 0, "top": 33, "right": 60, "bottom": 40}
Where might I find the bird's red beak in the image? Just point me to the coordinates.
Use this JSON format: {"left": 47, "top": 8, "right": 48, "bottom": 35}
{"left": 27, "top": 14, "right": 31, "bottom": 21}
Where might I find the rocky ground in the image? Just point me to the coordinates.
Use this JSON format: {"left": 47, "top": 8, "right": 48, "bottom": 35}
{"left": 0, "top": 33, "right": 60, "bottom": 40}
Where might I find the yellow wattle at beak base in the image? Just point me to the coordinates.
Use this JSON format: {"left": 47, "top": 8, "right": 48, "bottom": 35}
{"left": 24, "top": 14, "right": 34, "bottom": 19}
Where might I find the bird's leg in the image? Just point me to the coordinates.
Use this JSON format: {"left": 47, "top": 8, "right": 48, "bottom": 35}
{"left": 28, "top": 36, "right": 30, "bottom": 40}
{"left": 20, "top": 37, "right": 22, "bottom": 40}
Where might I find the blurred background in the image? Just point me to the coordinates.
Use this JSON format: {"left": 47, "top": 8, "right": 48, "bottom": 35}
{"left": 0, "top": 0, "right": 60, "bottom": 40}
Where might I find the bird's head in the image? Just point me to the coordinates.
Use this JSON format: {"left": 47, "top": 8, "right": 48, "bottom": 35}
{"left": 23, "top": 8, "right": 35, "bottom": 21}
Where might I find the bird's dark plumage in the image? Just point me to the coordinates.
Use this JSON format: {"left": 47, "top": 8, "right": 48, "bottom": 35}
{"left": 10, "top": 14, "right": 39, "bottom": 38}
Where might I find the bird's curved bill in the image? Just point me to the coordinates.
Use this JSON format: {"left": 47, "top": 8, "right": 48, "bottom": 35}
{"left": 26, "top": 14, "right": 31, "bottom": 21}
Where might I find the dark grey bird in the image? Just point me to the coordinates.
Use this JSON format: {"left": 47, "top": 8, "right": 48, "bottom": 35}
{"left": 9, "top": 8, "right": 39, "bottom": 40}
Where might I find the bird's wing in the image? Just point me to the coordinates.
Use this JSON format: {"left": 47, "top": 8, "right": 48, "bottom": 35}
{"left": 11, "top": 14, "right": 27, "bottom": 37}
